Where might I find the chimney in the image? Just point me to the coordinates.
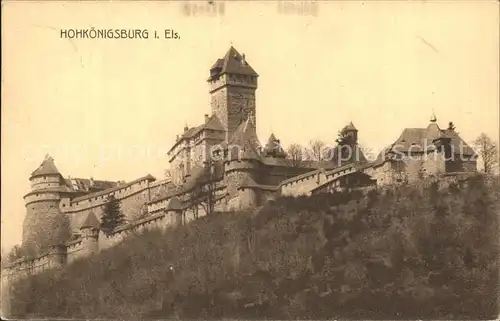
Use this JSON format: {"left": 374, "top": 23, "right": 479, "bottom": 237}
{"left": 204, "top": 114, "right": 209, "bottom": 123}
{"left": 176, "top": 134, "right": 180, "bottom": 141}
{"left": 241, "top": 53, "right": 246, "bottom": 65}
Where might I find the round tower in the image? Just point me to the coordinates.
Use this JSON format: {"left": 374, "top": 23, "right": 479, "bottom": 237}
{"left": 22, "top": 155, "right": 70, "bottom": 255}
{"left": 79, "top": 210, "right": 100, "bottom": 257}
{"left": 223, "top": 117, "right": 261, "bottom": 209}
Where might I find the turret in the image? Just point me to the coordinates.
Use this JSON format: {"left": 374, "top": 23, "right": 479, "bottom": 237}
{"left": 79, "top": 210, "right": 100, "bottom": 257}
{"left": 263, "top": 133, "right": 286, "bottom": 158}
{"left": 22, "top": 155, "right": 70, "bottom": 254}
{"left": 28, "top": 154, "right": 65, "bottom": 191}
{"left": 165, "top": 197, "right": 183, "bottom": 227}
{"left": 223, "top": 116, "right": 261, "bottom": 208}
{"left": 343, "top": 122, "right": 358, "bottom": 145}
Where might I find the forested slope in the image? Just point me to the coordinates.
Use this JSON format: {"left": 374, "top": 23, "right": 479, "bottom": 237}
{"left": 9, "top": 175, "right": 499, "bottom": 319}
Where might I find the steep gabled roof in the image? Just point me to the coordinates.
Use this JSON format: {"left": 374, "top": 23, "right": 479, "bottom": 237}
{"left": 390, "top": 122, "right": 474, "bottom": 155}
{"left": 80, "top": 210, "right": 100, "bottom": 229}
{"left": 168, "top": 115, "right": 225, "bottom": 153}
{"left": 263, "top": 133, "right": 286, "bottom": 158}
{"left": 166, "top": 196, "right": 183, "bottom": 211}
{"left": 367, "top": 121, "right": 476, "bottom": 169}
{"left": 220, "top": 46, "right": 259, "bottom": 76}
{"left": 31, "top": 156, "right": 62, "bottom": 178}
{"left": 209, "top": 46, "right": 259, "bottom": 79}
{"left": 344, "top": 122, "right": 358, "bottom": 131}
{"left": 442, "top": 129, "right": 476, "bottom": 156}
{"left": 227, "top": 117, "right": 262, "bottom": 161}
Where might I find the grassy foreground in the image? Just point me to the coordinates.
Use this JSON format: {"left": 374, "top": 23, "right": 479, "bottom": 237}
{"left": 8, "top": 175, "right": 499, "bottom": 319}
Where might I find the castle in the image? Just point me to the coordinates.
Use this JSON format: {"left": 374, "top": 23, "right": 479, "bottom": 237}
{"left": 7, "top": 46, "right": 478, "bottom": 278}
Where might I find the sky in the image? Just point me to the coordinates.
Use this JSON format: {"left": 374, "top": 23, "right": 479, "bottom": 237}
{"left": 2, "top": 0, "right": 499, "bottom": 252}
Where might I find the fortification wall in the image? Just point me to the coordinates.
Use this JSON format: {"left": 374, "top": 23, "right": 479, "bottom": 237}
{"left": 23, "top": 197, "right": 70, "bottom": 254}
{"left": 60, "top": 178, "right": 168, "bottom": 234}
{"left": 66, "top": 239, "right": 85, "bottom": 264}
{"left": 224, "top": 169, "right": 254, "bottom": 198}
{"left": 421, "top": 152, "right": 446, "bottom": 177}
{"left": 367, "top": 162, "right": 394, "bottom": 186}
{"left": 281, "top": 170, "right": 327, "bottom": 197}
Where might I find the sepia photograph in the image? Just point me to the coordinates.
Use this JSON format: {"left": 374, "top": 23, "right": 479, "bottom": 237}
{"left": 1, "top": 0, "right": 499, "bottom": 319}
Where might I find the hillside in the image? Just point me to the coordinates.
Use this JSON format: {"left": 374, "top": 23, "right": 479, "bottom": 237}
{"left": 7, "top": 175, "right": 499, "bottom": 319}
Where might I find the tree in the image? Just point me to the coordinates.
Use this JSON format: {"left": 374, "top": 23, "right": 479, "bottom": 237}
{"left": 308, "top": 140, "right": 325, "bottom": 161}
{"left": 100, "top": 195, "right": 125, "bottom": 234}
{"left": 473, "top": 133, "right": 499, "bottom": 175}
{"left": 335, "top": 126, "right": 356, "bottom": 146}
{"left": 286, "top": 143, "right": 304, "bottom": 167}
{"left": 4, "top": 245, "right": 23, "bottom": 264}
{"left": 186, "top": 163, "right": 218, "bottom": 219}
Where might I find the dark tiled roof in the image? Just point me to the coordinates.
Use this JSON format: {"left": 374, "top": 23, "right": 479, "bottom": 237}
{"left": 238, "top": 176, "right": 278, "bottom": 191}
{"left": 209, "top": 46, "right": 259, "bottom": 80}
{"left": 71, "top": 174, "right": 156, "bottom": 202}
{"left": 31, "top": 156, "right": 61, "bottom": 177}
{"left": 390, "top": 122, "right": 475, "bottom": 155}
{"left": 166, "top": 197, "right": 183, "bottom": 211}
{"left": 367, "top": 122, "right": 476, "bottom": 169}
{"left": 344, "top": 122, "right": 358, "bottom": 131}
{"left": 442, "top": 129, "right": 476, "bottom": 156}
{"left": 169, "top": 115, "right": 225, "bottom": 153}
{"left": 64, "top": 178, "right": 118, "bottom": 192}
{"left": 80, "top": 210, "right": 100, "bottom": 229}
{"left": 263, "top": 133, "right": 286, "bottom": 158}
{"left": 227, "top": 117, "right": 262, "bottom": 161}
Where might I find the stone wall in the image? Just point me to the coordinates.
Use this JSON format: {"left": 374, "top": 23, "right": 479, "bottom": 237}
{"left": 3, "top": 209, "right": 185, "bottom": 285}
{"left": 421, "top": 152, "right": 446, "bottom": 177}
{"left": 280, "top": 170, "right": 327, "bottom": 197}
{"left": 22, "top": 198, "right": 71, "bottom": 254}
{"left": 59, "top": 178, "right": 167, "bottom": 235}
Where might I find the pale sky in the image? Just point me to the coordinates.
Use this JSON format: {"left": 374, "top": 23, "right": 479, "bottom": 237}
{"left": 2, "top": 1, "right": 499, "bottom": 251}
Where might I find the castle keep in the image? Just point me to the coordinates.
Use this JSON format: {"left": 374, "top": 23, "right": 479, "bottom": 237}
{"left": 8, "top": 46, "right": 477, "bottom": 280}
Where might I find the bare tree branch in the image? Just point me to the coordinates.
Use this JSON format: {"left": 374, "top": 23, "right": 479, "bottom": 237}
{"left": 474, "top": 133, "right": 499, "bottom": 175}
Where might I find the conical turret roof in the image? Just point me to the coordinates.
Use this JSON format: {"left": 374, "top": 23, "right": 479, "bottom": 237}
{"left": 166, "top": 196, "right": 183, "bottom": 211}
{"left": 263, "top": 133, "right": 286, "bottom": 158}
{"left": 344, "top": 122, "right": 358, "bottom": 131}
{"left": 31, "top": 155, "right": 62, "bottom": 178}
{"left": 80, "top": 210, "right": 100, "bottom": 229}
{"left": 228, "top": 116, "right": 262, "bottom": 161}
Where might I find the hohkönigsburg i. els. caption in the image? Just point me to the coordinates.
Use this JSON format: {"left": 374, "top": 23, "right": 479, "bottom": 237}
{"left": 60, "top": 28, "right": 180, "bottom": 40}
